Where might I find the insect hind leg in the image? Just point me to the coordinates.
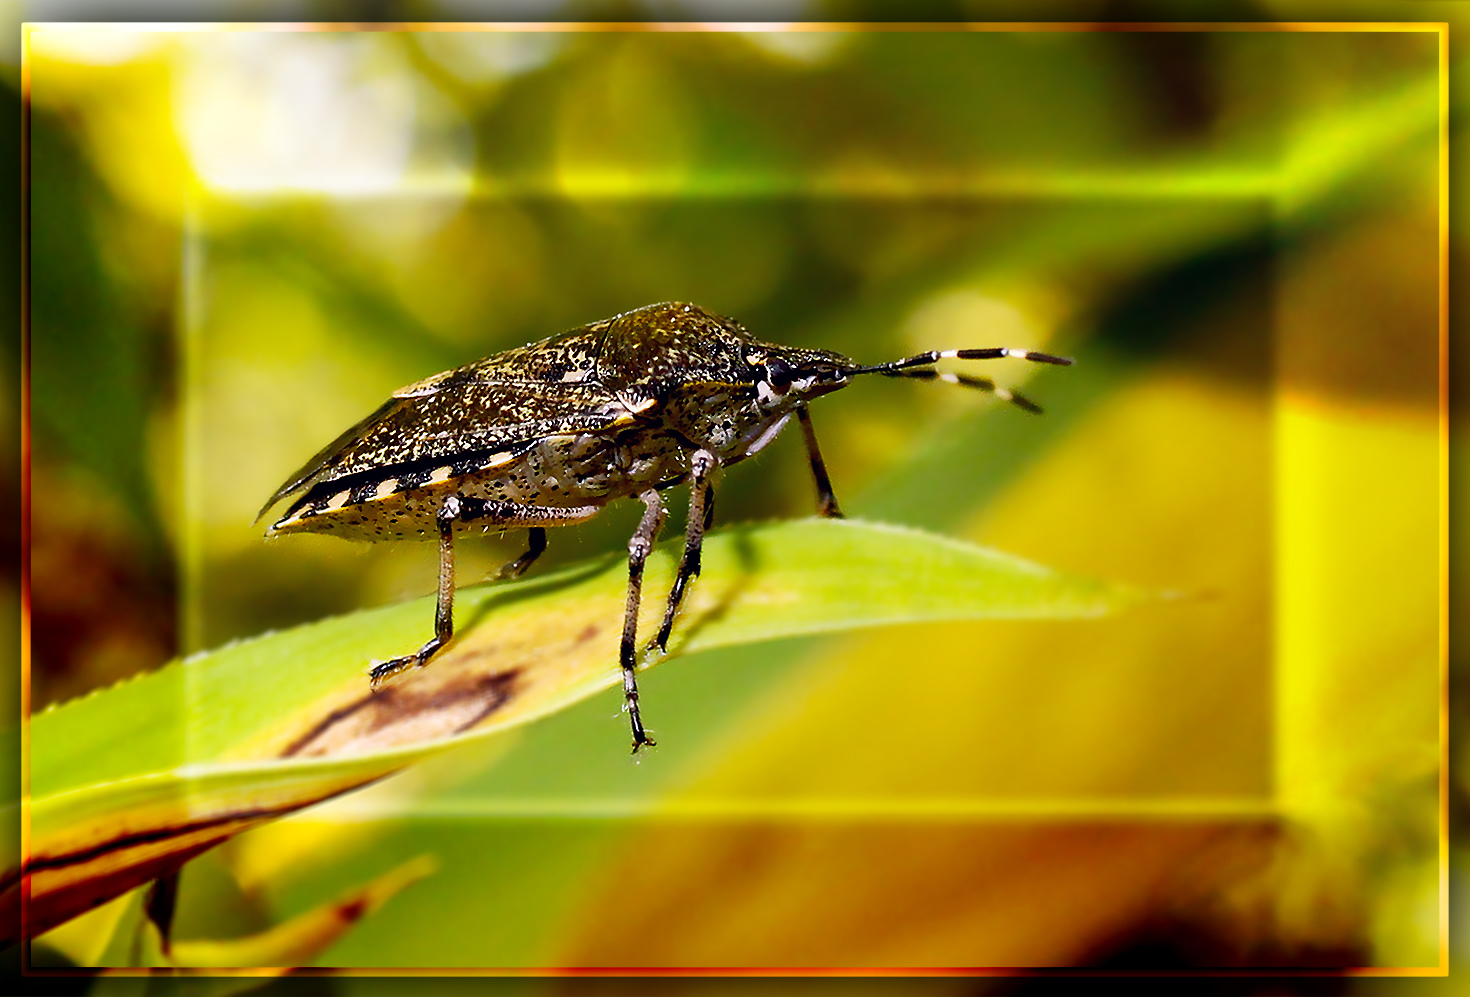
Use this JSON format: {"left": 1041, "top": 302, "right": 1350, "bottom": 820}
{"left": 369, "top": 498, "right": 597, "bottom": 688}
{"left": 370, "top": 495, "right": 462, "bottom": 686}
{"left": 622, "top": 489, "right": 668, "bottom": 752}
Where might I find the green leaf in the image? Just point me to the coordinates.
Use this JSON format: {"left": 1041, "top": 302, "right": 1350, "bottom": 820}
{"left": 20, "top": 519, "right": 1134, "bottom": 944}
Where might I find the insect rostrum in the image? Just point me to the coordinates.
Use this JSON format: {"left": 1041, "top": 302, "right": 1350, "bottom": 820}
{"left": 259, "top": 302, "right": 1071, "bottom": 752}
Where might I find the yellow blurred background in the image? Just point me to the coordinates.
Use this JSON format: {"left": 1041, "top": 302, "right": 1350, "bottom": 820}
{"left": 19, "top": 10, "right": 1450, "bottom": 984}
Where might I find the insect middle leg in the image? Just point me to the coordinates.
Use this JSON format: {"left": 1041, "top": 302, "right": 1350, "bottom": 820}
{"left": 621, "top": 489, "right": 668, "bottom": 752}
{"left": 369, "top": 497, "right": 596, "bottom": 687}
{"left": 653, "top": 448, "right": 718, "bottom": 654}
{"left": 495, "top": 527, "right": 547, "bottom": 580}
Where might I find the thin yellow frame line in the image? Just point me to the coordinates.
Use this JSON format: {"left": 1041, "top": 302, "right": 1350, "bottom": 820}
{"left": 301, "top": 797, "right": 1283, "bottom": 822}
{"left": 1435, "top": 20, "right": 1450, "bottom": 978}
{"left": 19, "top": 20, "right": 1448, "bottom": 32}
{"left": 17, "top": 20, "right": 36, "bottom": 951}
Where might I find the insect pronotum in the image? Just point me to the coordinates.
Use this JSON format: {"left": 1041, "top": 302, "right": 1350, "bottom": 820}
{"left": 259, "top": 302, "right": 1071, "bottom": 751}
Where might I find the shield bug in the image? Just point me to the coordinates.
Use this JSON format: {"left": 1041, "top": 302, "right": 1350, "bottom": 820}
{"left": 259, "top": 301, "right": 1070, "bottom": 751}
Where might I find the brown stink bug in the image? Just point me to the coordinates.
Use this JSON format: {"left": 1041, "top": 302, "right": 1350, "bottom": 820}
{"left": 258, "top": 302, "right": 1071, "bottom": 751}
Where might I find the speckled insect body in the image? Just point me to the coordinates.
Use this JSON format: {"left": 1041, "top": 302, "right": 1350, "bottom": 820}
{"left": 260, "top": 302, "right": 1070, "bottom": 751}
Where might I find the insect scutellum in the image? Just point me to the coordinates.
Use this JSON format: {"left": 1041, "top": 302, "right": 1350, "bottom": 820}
{"left": 259, "top": 301, "right": 1071, "bottom": 752}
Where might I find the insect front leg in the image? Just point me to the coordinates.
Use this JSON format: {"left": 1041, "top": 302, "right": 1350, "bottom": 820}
{"left": 621, "top": 489, "right": 668, "bottom": 752}
{"left": 796, "top": 404, "right": 844, "bottom": 518}
{"left": 653, "top": 448, "right": 718, "bottom": 655}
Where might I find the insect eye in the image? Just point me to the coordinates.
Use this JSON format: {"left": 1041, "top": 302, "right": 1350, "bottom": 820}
{"left": 765, "top": 358, "right": 794, "bottom": 392}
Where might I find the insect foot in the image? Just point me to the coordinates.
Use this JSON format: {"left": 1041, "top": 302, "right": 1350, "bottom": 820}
{"left": 258, "top": 301, "right": 1070, "bottom": 749}
{"left": 368, "top": 651, "right": 427, "bottom": 689}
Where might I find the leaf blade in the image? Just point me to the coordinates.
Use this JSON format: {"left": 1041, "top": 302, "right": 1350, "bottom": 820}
{"left": 22, "top": 519, "right": 1136, "bottom": 942}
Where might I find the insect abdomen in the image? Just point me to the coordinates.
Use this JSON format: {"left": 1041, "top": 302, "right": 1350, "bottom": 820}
{"left": 271, "top": 429, "right": 693, "bottom": 541}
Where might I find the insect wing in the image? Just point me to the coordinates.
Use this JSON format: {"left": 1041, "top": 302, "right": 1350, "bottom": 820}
{"left": 257, "top": 395, "right": 405, "bottom": 519}
{"left": 260, "top": 358, "right": 623, "bottom": 520}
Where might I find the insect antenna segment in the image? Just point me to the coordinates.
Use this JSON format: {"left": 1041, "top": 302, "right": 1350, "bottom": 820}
{"left": 842, "top": 347, "right": 1073, "bottom": 414}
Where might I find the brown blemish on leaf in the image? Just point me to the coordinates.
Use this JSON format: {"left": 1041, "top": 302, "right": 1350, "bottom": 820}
{"left": 282, "top": 668, "right": 520, "bottom": 759}
{"left": 336, "top": 895, "right": 369, "bottom": 923}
